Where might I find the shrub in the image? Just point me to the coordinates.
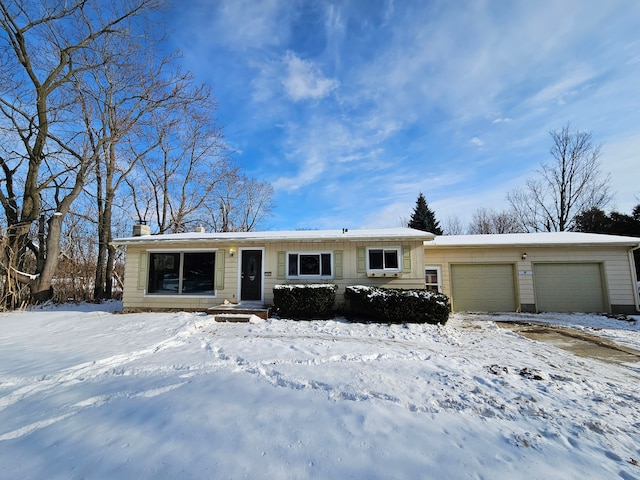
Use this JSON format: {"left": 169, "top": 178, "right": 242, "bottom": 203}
{"left": 273, "top": 284, "right": 338, "bottom": 319}
{"left": 345, "top": 285, "right": 450, "bottom": 325}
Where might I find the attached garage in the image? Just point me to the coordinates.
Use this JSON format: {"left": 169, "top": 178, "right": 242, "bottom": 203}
{"left": 533, "top": 263, "right": 605, "bottom": 313}
{"left": 424, "top": 232, "right": 640, "bottom": 315}
{"left": 450, "top": 264, "right": 517, "bottom": 312}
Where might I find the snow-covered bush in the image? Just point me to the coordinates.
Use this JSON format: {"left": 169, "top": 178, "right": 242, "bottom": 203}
{"left": 273, "top": 284, "right": 338, "bottom": 319}
{"left": 345, "top": 285, "right": 450, "bottom": 325}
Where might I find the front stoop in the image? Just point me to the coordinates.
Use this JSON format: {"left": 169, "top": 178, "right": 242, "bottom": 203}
{"left": 206, "top": 304, "right": 270, "bottom": 321}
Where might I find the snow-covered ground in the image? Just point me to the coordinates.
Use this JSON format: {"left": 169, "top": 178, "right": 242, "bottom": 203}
{"left": 1, "top": 304, "right": 639, "bottom": 479}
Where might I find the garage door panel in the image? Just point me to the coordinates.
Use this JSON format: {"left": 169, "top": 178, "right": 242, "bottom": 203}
{"left": 451, "top": 264, "right": 516, "bottom": 312}
{"left": 533, "top": 263, "right": 605, "bottom": 313}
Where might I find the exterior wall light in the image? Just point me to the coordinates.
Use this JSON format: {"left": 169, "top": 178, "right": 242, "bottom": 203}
{"left": 521, "top": 253, "right": 528, "bottom": 260}
{"left": 229, "top": 248, "right": 235, "bottom": 257}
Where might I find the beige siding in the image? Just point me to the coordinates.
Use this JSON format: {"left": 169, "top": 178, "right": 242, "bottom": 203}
{"left": 122, "top": 242, "right": 239, "bottom": 311}
{"left": 122, "top": 239, "right": 426, "bottom": 311}
{"left": 263, "top": 240, "right": 426, "bottom": 306}
{"left": 425, "top": 245, "right": 637, "bottom": 312}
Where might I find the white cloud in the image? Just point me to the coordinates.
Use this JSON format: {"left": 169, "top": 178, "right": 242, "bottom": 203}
{"left": 470, "top": 137, "right": 484, "bottom": 147}
{"left": 526, "top": 68, "right": 596, "bottom": 106}
{"left": 211, "top": 0, "right": 288, "bottom": 50}
{"left": 281, "top": 52, "right": 339, "bottom": 101}
{"left": 272, "top": 154, "right": 325, "bottom": 192}
{"left": 174, "top": 1, "right": 640, "bottom": 229}
{"left": 598, "top": 133, "right": 640, "bottom": 213}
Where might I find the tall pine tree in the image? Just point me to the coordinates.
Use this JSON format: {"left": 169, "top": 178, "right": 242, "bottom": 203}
{"left": 408, "top": 193, "right": 443, "bottom": 235}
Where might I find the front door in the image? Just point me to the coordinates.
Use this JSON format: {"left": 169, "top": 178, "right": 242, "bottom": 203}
{"left": 240, "top": 250, "right": 262, "bottom": 301}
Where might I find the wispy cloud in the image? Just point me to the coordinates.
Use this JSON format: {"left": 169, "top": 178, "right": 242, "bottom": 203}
{"left": 281, "top": 52, "right": 339, "bottom": 102}
{"left": 170, "top": 0, "right": 640, "bottom": 228}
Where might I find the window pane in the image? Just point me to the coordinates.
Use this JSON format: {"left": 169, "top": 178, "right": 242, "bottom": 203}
{"left": 321, "top": 253, "right": 332, "bottom": 276}
{"left": 369, "top": 250, "right": 383, "bottom": 270}
{"left": 148, "top": 253, "right": 180, "bottom": 294}
{"left": 384, "top": 250, "right": 399, "bottom": 269}
{"left": 300, "top": 254, "right": 320, "bottom": 275}
{"left": 288, "top": 254, "right": 298, "bottom": 276}
{"left": 182, "top": 252, "right": 215, "bottom": 294}
{"left": 425, "top": 269, "right": 438, "bottom": 283}
{"left": 425, "top": 269, "right": 439, "bottom": 291}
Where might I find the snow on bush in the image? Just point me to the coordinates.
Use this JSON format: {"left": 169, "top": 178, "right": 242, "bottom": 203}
{"left": 273, "top": 284, "right": 338, "bottom": 319}
{"left": 345, "top": 285, "right": 450, "bottom": 325}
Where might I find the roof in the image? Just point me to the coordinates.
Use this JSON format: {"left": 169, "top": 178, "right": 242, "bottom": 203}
{"left": 112, "top": 227, "right": 435, "bottom": 246}
{"left": 425, "top": 232, "right": 640, "bottom": 248}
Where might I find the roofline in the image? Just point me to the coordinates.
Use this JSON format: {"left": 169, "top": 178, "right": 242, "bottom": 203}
{"left": 424, "top": 233, "right": 640, "bottom": 248}
{"left": 112, "top": 228, "right": 435, "bottom": 246}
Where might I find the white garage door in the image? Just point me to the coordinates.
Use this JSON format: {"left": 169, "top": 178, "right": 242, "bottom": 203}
{"left": 533, "top": 263, "right": 605, "bottom": 313}
{"left": 450, "top": 264, "right": 517, "bottom": 312}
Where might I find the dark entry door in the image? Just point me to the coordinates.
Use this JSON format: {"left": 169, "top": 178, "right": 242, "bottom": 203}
{"left": 240, "top": 250, "right": 262, "bottom": 301}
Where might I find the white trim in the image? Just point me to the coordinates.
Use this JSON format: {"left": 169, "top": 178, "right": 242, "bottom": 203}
{"left": 628, "top": 248, "right": 640, "bottom": 312}
{"left": 238, "top": 247, "right": 265, "bottom": 304}
{"left": 366, "top": 246, "right": 402, "bottom": 274}
{"left": 425, "top": 265, "right": 442, "bottom": 293}
{"left": 285, "top": 250, "right": 334, "bottom": 280}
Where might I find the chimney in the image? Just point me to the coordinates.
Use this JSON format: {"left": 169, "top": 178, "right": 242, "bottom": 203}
{"left": 194, "top": 225, "right": 206, "bottom": 233}
{"left": 133, "top": 221, "right": 151, "bottom": 237}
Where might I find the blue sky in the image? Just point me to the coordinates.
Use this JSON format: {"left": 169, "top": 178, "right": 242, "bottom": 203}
{"left": 166, "top": 0, "right": 640, "bottom": 231}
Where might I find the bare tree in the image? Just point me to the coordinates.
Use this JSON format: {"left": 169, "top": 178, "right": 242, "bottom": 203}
{"left": 507, "top": 123, "right": 611, "bottom": 232}
{"left": 441, "top": 214, "right": 466, "bottom": 235}
{"left": 127, "top": 102, "right": 231, "bottom": 234}
{"left": 75, "top": 28, "right": 199, "bottom": 299}
{"left": 0, "top": 0, "right": 160, "bottom": 306}
{"left": 205, "top": 170, "right": 275, "bottom": 232}
{"left": 468, "top": 208, "right": 523, "bottom": 234}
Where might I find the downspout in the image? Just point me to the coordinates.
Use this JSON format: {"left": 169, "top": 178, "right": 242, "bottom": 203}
{"left": 629, "top": 244, "right": 640, "bottom": 313}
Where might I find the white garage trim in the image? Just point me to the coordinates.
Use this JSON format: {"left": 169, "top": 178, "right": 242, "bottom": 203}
{"left": 533, "top": 263, "right": 608, "bottom": 313}
{"left": 450, "top": 263, "right": 518, "bottom": 312}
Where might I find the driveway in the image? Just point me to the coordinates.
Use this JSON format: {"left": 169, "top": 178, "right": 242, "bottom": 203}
{"left": 497, "top": 321, "right": 640, "bottom": 366}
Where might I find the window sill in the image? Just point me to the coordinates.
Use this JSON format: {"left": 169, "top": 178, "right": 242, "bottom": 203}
{"left": 367, "top": 271, "right": 401, "bottom": 278}
{"left": 145, "top": 293, "right": 217, "bottom": 298}
{"left": 285, "top": 276, "right": 334, "bottom": 281}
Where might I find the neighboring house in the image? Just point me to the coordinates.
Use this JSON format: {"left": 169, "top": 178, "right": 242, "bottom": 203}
{"left": 424, "top": 232, "right": 640, "bottom": 314}
{"left": 112, "top": 227, "right": 432, "bottom": 312}
{"left": 113, "top": 227, "right": 640, "bottom": 315}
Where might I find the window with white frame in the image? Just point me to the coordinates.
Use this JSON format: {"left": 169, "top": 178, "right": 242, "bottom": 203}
{"left": 367, "top": 247, "right": 401, "bottom": 273}
{"left": 425, "top": 266, "right": 442, "bottom": 292}
{"left": 287, "top": 252, "right": 332, "bottom": 278}
{"left": 147, "top": 251, "right": 215, "bottom": 295}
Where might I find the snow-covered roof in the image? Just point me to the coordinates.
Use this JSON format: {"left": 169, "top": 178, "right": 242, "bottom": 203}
{"left": 425, "top": 232, "right": 640, "bottom": 248}
{"left": 113, "top": 227, "right": 435, "bottom": 245}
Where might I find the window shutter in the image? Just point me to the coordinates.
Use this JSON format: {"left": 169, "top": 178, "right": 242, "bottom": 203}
{"left": 137, "top": 253, "right": 148, "bottom": 290}
{"left": 277, "top": 251, "right": 286, "bottom": 278}
{"left": 402, "top": 246, "right": 412, "bottom": 272}
{"left": 334, "top": 250, "right": 343, "bottom": 279}
{"left": 215, "top": 250, "right": 225, "bottom": 290}
{"left": 356, "top": 247, "right": 366, "bottom": 273}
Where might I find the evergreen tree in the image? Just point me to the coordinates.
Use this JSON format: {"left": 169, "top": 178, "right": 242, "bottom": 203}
{"left": 408, "top": 193, "right": 443, "bottom": 235}
{"left": 574, "top": 204, "right": 640, "bottom": 280}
